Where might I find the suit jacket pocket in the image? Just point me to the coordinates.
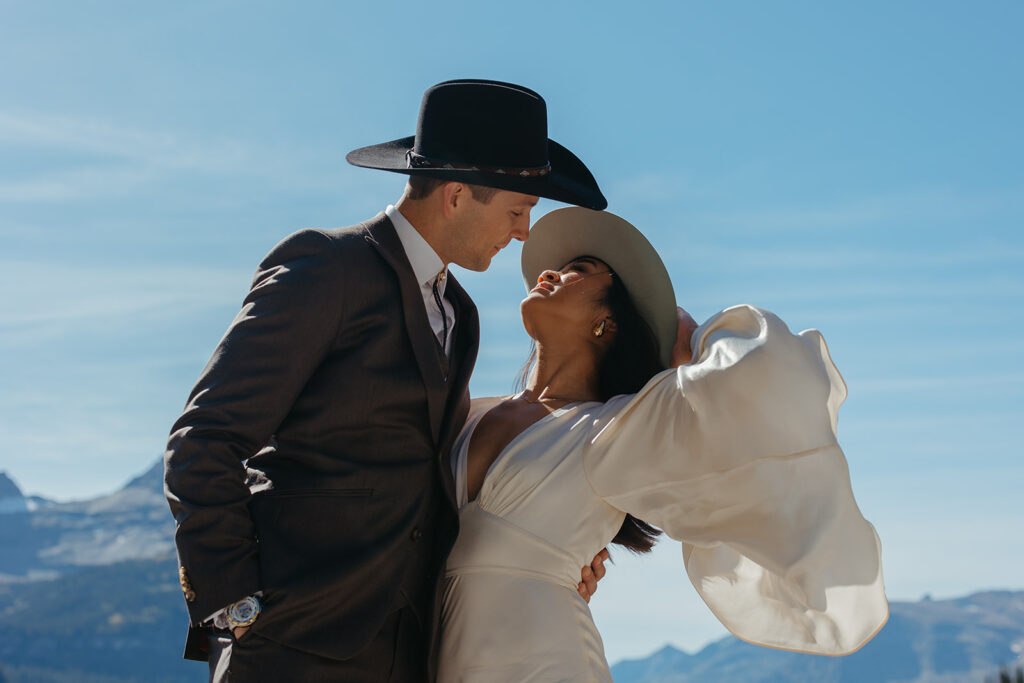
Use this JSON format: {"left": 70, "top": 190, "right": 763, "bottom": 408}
{"left": 250, "top": 488, "right": 378, "bottom": 593}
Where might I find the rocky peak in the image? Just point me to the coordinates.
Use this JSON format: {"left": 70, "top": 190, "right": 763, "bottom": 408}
{"left": 0, "top": 471, "right": 29, "bottom": 514}
{"left": 0, "top": 471, "right": 23, "bottom": 499}
{"left": 122, "top": 458, "right": 164, "bottom": 493}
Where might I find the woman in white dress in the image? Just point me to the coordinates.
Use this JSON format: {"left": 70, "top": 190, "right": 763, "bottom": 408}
{"left": 438, "top": 208, "right": 888, "bottom": 682}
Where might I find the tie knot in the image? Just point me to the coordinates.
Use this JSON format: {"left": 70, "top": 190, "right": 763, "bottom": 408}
{"left": 433, "top": 271, "right": 448, "bottom": 294}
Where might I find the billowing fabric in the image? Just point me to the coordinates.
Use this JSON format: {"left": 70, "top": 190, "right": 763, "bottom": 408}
{"left": 439, "top": 305, "right": 887, "bottom": 682}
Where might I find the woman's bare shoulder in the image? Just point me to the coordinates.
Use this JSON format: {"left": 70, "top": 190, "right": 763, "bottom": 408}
{"left": 468, "top": 395, "right": 507, "bottom": 418}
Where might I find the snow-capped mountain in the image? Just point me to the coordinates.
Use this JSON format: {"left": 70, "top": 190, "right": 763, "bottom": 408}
{"left": 0, "top": 459, "right": 173, "bottom": 582}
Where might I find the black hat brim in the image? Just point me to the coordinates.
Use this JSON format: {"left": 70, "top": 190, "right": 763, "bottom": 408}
{"left": 346, "top": 136, "right": 607, "bottom": 211}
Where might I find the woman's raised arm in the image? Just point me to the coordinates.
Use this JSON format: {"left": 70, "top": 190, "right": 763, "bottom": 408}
{"left": 581, "top": 305, "right": 888, "bottom": 656}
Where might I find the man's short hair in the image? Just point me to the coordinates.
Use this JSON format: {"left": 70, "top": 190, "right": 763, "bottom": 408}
{"left": 406, "top": 176, "right": 499, "bottom": 203}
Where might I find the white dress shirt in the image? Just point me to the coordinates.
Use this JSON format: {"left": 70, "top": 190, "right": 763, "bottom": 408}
{"left": 386, "top": 204, "right": 454, "bottom": 356}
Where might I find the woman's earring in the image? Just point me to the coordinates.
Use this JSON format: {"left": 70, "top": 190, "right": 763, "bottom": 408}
{"left": 592, "top": 320, "right": 607, "bottom": 337}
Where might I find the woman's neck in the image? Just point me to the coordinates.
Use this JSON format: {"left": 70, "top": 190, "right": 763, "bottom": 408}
{"left": 525, "top": 340, "right": 603, "bottom": 404}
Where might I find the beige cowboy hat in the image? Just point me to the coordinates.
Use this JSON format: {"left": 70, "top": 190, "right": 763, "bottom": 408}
{"left": 521, "top": 207, "right": 677, "bottom": 367}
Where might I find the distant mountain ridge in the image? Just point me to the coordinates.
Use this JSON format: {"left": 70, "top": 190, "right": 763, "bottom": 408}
{"left": 0, "top": 459, "right": 171, "bottom": 582}
{"left": 0, "top": 472, "right": 21, "bottom": 499}
{"left": 0, "top": 473, "right": 27, "bottom": 514}
{"left": 0, "top": 460, "right": 1022, "bottom": 682}
{"left": 612, "top": 591, "right": 1024, "bottom": 683}
{"left": 0, "top": 472, "right": 52, "bottom": 515}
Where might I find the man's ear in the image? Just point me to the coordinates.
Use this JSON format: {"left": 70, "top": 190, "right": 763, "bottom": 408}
{"left": 441, "top": 182, "right": 466, "bottom": 218}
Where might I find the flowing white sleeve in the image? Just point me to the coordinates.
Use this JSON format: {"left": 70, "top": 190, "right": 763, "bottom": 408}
{"left": 582, "top": 305, "right": 888, "bottom": 655}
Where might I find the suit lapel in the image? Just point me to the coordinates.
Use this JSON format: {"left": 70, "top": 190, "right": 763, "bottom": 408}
{"left": 363, "top": 214, "right": 447, "bottom": 445}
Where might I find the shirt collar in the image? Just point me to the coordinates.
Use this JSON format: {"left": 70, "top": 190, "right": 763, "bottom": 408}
{"left": 386, "top": 204, "right": 448, "bottom": 291}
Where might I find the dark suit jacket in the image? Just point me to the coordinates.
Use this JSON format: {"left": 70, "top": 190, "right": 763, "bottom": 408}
{"left": 164, "top": 213, "right": 477, "bottom": 675}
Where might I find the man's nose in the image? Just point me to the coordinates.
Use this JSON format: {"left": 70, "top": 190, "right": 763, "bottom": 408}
{"left": 512, "top": 210, "right": 532, "bottom": 242}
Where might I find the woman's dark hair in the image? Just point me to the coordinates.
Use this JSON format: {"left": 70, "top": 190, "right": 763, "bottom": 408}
{"left": 597, "top": 269, "right": 666, "bottom": 400}
{"left": 598, "top": 271, "right": 665, "bottom": 553}
{"left": 517, "top": 263, "right": 665, "bottom": 554}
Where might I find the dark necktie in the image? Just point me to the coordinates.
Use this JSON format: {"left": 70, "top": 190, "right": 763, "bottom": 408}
{"left": 432, "top": 272, "right": 449, "bottom": 354}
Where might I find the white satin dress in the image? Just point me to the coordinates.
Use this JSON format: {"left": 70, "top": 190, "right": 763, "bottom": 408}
{"left": 438, "top": 306, "right": 888, "bottom": 682}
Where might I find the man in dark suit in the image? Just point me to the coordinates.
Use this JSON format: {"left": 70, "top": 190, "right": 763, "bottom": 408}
{"left": 164, "top": 80, "right": 609, "bottom": 681}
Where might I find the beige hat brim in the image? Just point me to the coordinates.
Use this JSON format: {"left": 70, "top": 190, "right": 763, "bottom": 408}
{"left": 521, "top": 207, "right": 677, "bottom": 367}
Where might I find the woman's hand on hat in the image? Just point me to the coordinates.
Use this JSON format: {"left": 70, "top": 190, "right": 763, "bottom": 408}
{"left": 671, "top": 306, "right": 699, "bottom": 367}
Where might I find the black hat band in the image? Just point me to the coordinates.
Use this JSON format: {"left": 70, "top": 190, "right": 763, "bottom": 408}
{"left": 406, "top": 150, "right": 551, "bottom": 178}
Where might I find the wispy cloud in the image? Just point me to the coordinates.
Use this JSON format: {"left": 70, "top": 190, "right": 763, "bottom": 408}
{"left": 679, "top": 281, "right": 1022, "bottom": 320}
{"left": 0, "top": 110, "right": 254, "bottom": 173}
{"left": 855, "top": 372, "right": 1024, "bottom": 395}
{"left": 0, "top": 110, "right": 358, "bottom": 204}
{"left": 694, "top": 186, "right": 1024, "bottom": 233}
{"left": 606, "top": 171, "right": 709, "bottom": 205}
{"left": 0, "top": 260, "right": 249, "bottom": 345}
{"left": 846, "top": 412, "right": 1022, "bottom": 438}
{"left": 0, "top": 165, "right": 154, "bottom": 202}
{"left": 609, "top": 177, "right": 1024, "bottom": 236}
{"left": 0, "top": 217, "right": 44, "bottom": 237}
{"left": 675, "top": 242, "right": 1024, "bottom": 271}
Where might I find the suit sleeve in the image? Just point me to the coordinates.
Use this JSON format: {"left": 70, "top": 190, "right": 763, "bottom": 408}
{"left": 164, "top": 229, "right": 347, "bottom": 623}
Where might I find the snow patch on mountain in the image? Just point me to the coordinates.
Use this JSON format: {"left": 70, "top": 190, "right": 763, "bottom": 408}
{"left": 0, "top": 458, "right": 175, "bottom": 582}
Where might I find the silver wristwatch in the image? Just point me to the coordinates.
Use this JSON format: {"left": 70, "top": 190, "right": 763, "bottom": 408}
{"left": 225, "top": 595, "right": 262, "bottom": 629}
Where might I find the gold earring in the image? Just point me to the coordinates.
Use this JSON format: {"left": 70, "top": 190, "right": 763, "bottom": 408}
{"left": 592, "top": 320, "right": 606, "bottom": 337}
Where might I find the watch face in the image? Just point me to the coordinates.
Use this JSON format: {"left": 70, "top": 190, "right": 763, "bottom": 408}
{"left": 228, "top": 596, "right": 260, "bottom": 625}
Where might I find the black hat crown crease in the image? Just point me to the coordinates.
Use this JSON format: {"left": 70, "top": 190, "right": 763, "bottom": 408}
{"left": 347, "top": 79, "right": 607, "bottom": 210}
{"left": 413, "top": 80, "right": 549, "bottom": 169}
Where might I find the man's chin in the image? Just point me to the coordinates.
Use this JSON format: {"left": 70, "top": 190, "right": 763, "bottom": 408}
{"left": 456, "top": 255, "right": 493, "bottom": 272}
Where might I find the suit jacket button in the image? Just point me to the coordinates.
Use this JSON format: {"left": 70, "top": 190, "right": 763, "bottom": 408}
{"left": 411, "top": 527, "right": 423, "bottom": 541}
{"left": 184, "top": 589, "right": 197, "bottom": 603}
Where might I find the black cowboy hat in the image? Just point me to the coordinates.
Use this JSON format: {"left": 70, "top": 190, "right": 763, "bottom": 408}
{"left": 346, "top": 79, "right": 607, "bottom": 210}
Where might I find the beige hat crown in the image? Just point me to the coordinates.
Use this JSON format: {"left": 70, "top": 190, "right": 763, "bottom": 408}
{"left": 521, "top": 208, "right": 677, "bottom": 367}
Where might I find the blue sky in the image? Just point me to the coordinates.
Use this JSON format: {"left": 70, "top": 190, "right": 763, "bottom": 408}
{"left": 2, "top": 0, "right": 1022, "bottom": 664}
